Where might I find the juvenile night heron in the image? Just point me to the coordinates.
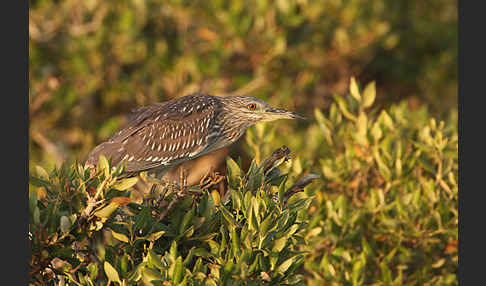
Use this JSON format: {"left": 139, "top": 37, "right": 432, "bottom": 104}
{"left": 85, "top": 93, "right": 304, "bottom": 178}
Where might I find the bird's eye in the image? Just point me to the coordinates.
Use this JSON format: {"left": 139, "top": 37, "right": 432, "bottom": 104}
{"left": 247, "top": 103, "right": 257, "bottom": 111}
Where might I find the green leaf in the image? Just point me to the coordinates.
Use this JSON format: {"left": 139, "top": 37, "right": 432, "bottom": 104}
{"left": 112, "top": 177, "right": 138, "bottom": 190}
{"left": 278, "top": 256, "right": 295, "bottom": 273}
{"left": 334, "top": 95, "right": 357, "bottom": 121}
{"left": 230, "top": 188, "right": 242, "bottom": 210}
{"left": 220, "top": 205, "right": 238, "bottom": 227}
{"left": 371, "top": 121, "right": 383, "bottom": 142}
{"left": 93, "top": 202, "right": 120, "bottom": 219}
{"left": 33, "top": 206, "right": 40, "bottom": 225}
{"left": 273, "top": 236, "right": 287, "bottom": 252}
{"left": 230, "top": 226, "right": 241, "bottom": 259}
{"left": 111, "top": 230, "right": 129, "bottom": 243}
{"left": 170, "top": 241, "right": 178, "bottom": 261}
{"left": 172, "top": 256, "right": 184, "bottom": 284}
{"left": 260, "top": 215, "right": 274, "bottom": 236}
{"left": 148, "top": 250, "right": 165, "bottom": 270}
{"left": 226, "top": 157, "right": 241, "bottom": 189}
{"left": 29, "top": 188, "right": 38, "bottom": 213}
{"left": 183, "top": 247, "right": 196, "bottom": 266}
{"left": 35, "top": 165, "right": 49, "bottom": 180}
{"left": 148, "top": 230, "right": 166, "bottom": 242}
{"left": 349, "top": 77, "right": 361, "bottom": 102}
{"left": 248, "top": 204, "right": 259, "bottom": 232}
{"left": 278, "top": 175, "right": 288, "bottom": 206}
{"left": 379, "top": 110, "right": 395, "bottom": 130}
{"left": 314, "top": 108, "right": 333, "bottom": 146}
{"left": 133, "top": 206, "right": 150, "bottom": 232}
{"left": 104, "top": 261, "right": 121, "bottom": 283}
{"left": 356, "top": 111, "right": 368, "bottom": 145}
{"left": 142, "top": 266, "right": 163, "bottom": 283}
{"left": 211, "top": 190, "right": 221, "bottom": 206}
{"left": 362, "top": 81, "right": 376, "bottom": 108}
{"left": 193, "top": 248, "right": 212, "bottom": 258}
{"left": 373, "top": 146, "right": 392, "bottom": 181}
{"left": 179, "top": 208, "right": 195, "bottom": 234}
{"left": 98, "top": 154, "right": 110, "bottom": 178}
{"left": 60, "top": 216, "right": 71, "bottom": 233}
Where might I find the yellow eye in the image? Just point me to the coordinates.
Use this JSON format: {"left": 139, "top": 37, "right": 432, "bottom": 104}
{"left": 247, "top": 103, "right": 257, "bottom": 111}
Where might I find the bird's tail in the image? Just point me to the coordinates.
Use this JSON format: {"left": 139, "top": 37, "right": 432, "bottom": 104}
{"left": 84, "top": 141, "right": 124, "bottom": 169}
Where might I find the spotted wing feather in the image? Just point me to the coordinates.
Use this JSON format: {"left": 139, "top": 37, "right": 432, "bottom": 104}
{"left": 85, "top": 93, "right": 223, "bottom": 174}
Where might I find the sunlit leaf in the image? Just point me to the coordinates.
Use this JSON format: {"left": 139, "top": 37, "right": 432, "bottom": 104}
{"left": 349, "top": 77, "right": 361, "bottom": 102}
{"left": 111, "top": 230, "right": 129, "bottom": 243}
{"left": 112, "top": 177, "right": 138, "bottom": 190}
{"left": 362, "top": 81, "right": 376, "bottom": 108}
{"left": 104, "top": 261, "right": 121, "bottom": 283}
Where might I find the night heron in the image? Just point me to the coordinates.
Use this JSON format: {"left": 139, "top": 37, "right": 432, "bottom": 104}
{"left": 85, "top": 93, "right": 304, "bottom": 178}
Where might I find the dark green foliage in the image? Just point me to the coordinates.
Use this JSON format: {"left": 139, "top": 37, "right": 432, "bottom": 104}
{"left": 29, "top": 146, "right": 314, "bottom": 285}
{"left": 29, "top": 79, "right": 457, "bottom": 285}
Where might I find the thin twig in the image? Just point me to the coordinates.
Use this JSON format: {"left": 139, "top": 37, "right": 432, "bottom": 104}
{"left": 283, "top": 173, "right": 320, "bottom": 202}
{"left": 263, "top": 145, "right": 291, "bottom": 174}
{"left": 158, "top": 195, "right": 180, "bottom": 222}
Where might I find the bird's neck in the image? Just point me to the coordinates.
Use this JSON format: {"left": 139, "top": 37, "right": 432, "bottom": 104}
{"left": 218, "top": 110, "right": 254, "bottom": 145}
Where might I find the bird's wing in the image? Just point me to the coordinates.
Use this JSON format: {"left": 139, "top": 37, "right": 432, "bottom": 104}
{"left": 86, "top": 94, "right": 223, "bottom": 174}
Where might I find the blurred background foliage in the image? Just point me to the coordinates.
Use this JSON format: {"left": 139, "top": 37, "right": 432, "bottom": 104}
{"left": 29, "top": 0, "right": 457, "bottom": 170}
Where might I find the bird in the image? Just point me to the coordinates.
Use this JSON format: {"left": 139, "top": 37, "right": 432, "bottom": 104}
{"left": 85, "top": 93, "right": 305, "bottom": 178}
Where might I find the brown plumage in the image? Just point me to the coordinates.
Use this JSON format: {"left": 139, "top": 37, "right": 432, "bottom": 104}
{"left": 85, "top": 93, "right": 304, "bottom": 177}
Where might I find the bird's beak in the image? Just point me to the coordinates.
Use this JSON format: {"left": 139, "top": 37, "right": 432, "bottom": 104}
{"left": 263, "top": 107, "right": 306, "bottom": 121}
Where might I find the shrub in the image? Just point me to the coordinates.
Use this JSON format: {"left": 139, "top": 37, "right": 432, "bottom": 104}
{"left": 294, "top": 79, "right": 458, "bottom": 285}
{"left": 29, "top": 78, "right": 457, "bottom": 285}
{"left": 29, "top": 146, "right": 316, "bottom": 285}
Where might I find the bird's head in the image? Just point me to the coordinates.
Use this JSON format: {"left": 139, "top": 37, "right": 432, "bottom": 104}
{"left": 221, "top": 95, "right": 305, "bottom": 124}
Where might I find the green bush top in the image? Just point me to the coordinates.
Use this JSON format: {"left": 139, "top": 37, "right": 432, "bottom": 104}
{"left": 29, "top": 79, "right": 457, "bottom": 285}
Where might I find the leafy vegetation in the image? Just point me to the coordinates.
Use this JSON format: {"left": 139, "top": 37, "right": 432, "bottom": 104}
{"left": 29, "top": 80, "right": 458, "bottom": 285}
{"left": 29, "top": 0, "right": 457, "bottom": 284}
{"left": 29, "top": 0, "right": 457, "bottom": 170}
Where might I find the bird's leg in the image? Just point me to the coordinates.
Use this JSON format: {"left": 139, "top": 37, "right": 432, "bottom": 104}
{"left": 177, "top": 166, "right": 188, "bottom": 197}
{"left": 157, "top": 168, "right": 188, "bottom": 222}
{"left": 200, "top": 170, "right": 225, "bottom": 191}
{"left": 199, "top": 168, "right": 226, "bottom": 204}
{"left": 139, "top": 171, "right": 173, "bottom": 209}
